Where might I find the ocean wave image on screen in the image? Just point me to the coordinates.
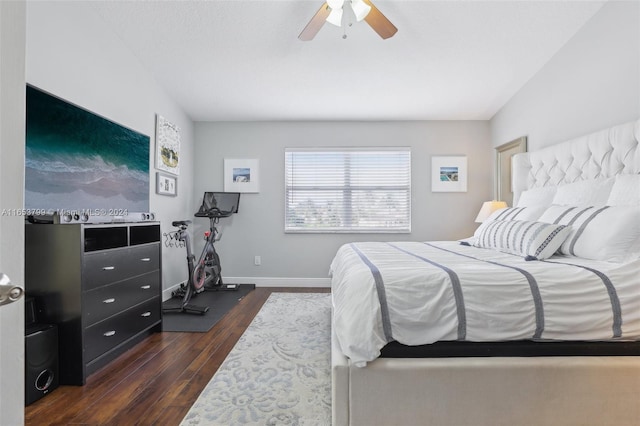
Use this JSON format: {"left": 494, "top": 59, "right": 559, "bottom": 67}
{"left": 25, "top": 86, "right": 150, "bottom": 213}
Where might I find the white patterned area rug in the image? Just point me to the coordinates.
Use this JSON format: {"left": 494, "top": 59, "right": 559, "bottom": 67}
{"left": 181, "top": 293, "right": 332, "bottom": 426}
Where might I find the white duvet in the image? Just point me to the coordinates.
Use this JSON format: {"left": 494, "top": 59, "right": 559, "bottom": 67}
{"left": 329, "top": 241, "right": 640, "bottom": 366}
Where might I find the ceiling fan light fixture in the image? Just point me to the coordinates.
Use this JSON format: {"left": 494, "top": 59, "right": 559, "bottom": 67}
{"left": 350, "top": 0, "right": 371, "bottom": 21}
{"left": 298, "top": 0, "right": 396, "bottom": 41}
{"left": 326, "top": 8, "right": 343, "bottom": 26}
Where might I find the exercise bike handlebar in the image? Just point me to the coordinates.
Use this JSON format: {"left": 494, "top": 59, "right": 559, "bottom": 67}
{"left": 194, "top": 206, "right": 234, "bottom": 218}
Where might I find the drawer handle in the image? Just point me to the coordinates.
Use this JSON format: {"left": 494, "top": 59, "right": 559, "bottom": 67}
{"left": 141, "top": 311, "right": 151, "bottom": 317}
{"left": 102, "top": 266, "right": 115, "bottom": 271}
{"left": 103, "top": 330, "right": 116, "bottom": 337}
{"left": 103, "top": 298, "right": 116, "bottom": 304}
{"left": 140, "top": 285, "right": 151, "bottom": 290}
{"left": 140, "top": 258, "right": 151, "bottom": 262}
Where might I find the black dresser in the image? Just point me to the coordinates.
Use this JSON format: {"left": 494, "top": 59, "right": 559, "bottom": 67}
{"left": 25, "top": 222, "right": 162, "bottom": 385}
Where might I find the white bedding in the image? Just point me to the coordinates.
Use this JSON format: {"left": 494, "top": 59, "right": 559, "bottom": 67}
{"left": 330, "top": 241, "right": 640, "bottom": 366}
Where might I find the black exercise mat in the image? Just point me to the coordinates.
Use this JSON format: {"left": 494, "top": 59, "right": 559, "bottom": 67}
{"left": 162, "top": 284, "right": 255, "bottom": 332}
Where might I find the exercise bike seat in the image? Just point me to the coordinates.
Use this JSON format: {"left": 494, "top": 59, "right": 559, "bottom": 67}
{"left": 172, "top": 220, "right": 192, "bottom": 227}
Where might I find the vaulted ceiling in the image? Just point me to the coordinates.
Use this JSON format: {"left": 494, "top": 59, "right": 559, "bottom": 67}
{"left": 89, "top": 1, "right": 605, "bottom": 121}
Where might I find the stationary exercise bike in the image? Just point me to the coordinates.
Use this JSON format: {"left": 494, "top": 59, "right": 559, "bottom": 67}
{"left": 162, "top": 220, "right": 210, "bottom": 315}
{"left": 163, "top": 192, "right": 240, "bottom": 315}
{"left": 192, "top": 194, "right": 241, "bottom": 292}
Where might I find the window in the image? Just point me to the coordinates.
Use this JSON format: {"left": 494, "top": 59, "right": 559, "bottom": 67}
{"left": 285, "top": 148, "right": 411, "bottom": 233}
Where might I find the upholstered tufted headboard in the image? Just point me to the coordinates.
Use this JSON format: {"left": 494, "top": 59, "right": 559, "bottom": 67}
{"left": 512, "top": 119, "right": 640, "bottom": 205}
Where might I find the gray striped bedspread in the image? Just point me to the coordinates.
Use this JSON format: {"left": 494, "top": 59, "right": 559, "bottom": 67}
{"left": 329, "top": 241, "right": 640, "bottom": 367}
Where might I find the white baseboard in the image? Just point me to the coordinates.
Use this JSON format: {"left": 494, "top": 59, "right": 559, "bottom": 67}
{"left": 162, "top": 277, "right": 330, "bottom": 301}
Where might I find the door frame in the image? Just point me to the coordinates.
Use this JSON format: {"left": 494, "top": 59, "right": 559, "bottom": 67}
{"left": 495, "top": 136, "right": 527, "bottom": 207}
{"left": 0, "top": 1, "right": 27, "bottom": 424}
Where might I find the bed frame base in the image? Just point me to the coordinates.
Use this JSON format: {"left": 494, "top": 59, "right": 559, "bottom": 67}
{"left": 333, "top": 335, "right": 640, "bottom": 425}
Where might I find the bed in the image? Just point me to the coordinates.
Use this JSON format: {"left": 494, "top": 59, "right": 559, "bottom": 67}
{"left": 330, "top": 119, "right": 640, "bottom": 426}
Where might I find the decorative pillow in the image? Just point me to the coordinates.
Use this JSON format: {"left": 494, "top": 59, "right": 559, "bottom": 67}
{"left": 516, "top": 186, "right": 557, "bottom": 208}
{"left": 473, "top": 220, "right": 571, "bottom": 260}
{"left": 538, "top": 204, "right": 640, "bottom": 262}
{"left": 472, "top": 206, "right": 546, "bottom": 241}
{"left": 551, "top": 178, "right": 614, "bottom": 207}
{"left": 607, "top": 174, "right": 640, "bottom": 206}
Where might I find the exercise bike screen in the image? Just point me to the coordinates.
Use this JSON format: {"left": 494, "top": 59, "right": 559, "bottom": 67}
{"left": 197, "top": 192, "right": 240, "bottom": 216}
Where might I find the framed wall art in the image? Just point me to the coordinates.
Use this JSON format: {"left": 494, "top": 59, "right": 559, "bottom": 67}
{"left": 224, "top": 158, "right": 259, "bottom": 193}
{"left": 155, "top": 114, "right": 180, "bottom": 175}
{"left": 432, "top": 156, "right": 468, "bottom": 192}
{"left": 156, "top": 172, "right": 178, "bottom": 197}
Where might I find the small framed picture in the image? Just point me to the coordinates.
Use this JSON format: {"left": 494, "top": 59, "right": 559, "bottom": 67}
{"left": 432, "top": 156, "right": 468, "bottom": 192}
{"left": 224, "top": 158, "right": 259, "bottom": 193}
{"left": 156, "top": 172, "right": 178, "bottom": 196}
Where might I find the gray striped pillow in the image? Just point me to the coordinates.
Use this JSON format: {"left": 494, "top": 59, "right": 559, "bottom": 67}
{"left": 473, "top": 220, "right": 572, "bottom": 260}
{"left": 538, "top": 205, "right": 640, "bottom": 262}
{"left": 472, "top": 206, "right": 546, "bottom": 241}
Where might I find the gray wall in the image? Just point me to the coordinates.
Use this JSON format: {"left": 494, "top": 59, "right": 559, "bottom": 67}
{"left": 25, "top": 1, "right": 196, "bottom": 297}
{"left": 491, "top": 0, "right": 640, "bottom": 151}
{"left": 194, "top": 121, "right": 491, "bottom": 285}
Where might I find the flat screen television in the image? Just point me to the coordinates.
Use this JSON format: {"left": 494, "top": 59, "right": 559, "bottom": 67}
{"left": 25, "top": 85, "right": 150, "bottom": 216}
{"left": 195, "top": 192, "right": 241, "bottom": 217}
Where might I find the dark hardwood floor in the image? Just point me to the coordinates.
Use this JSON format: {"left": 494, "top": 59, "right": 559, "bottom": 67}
{"left": 25, "top": 287, "right": 330, "bottom": 426}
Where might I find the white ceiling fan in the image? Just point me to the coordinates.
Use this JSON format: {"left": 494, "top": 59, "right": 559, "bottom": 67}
{"left": 299, "top": 0, "right": 397, "bottom": 41}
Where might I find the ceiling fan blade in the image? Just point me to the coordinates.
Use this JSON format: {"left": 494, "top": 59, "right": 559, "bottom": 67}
{"left": 299, "top": 3, "right": 331, "bottom": 41}
{"left": 362, "top": 0, "right": 398, "bottom": 39}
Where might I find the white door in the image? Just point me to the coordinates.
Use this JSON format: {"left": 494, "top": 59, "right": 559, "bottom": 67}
{"left": 0, "top": 1, "right": 27, "bottom": 424}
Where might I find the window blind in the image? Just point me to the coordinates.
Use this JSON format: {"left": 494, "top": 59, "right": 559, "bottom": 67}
{"left": 285, "top": 148, "right": 411, "bottom": 233}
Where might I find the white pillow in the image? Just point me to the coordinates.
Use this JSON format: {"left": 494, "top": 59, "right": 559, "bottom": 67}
{"left": 607, "top": 174, "right": 640, "bottom": 206}
{"left": 551, "top": 178, "right": 614, "bottom": 207}
{"left": 516, "top": 186, "right": 557, "bottom": 207}
{"left": 473, "top": 220, "right": 572, "bottom": 260}
{"left": 538, "top": 204, "right": 640, "bottom": 262}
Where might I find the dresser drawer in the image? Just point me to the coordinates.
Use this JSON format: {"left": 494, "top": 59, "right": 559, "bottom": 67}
{"left": 83, "top": 244, "right": 160, "bottom": 290}
{"left": 84, "top": 271, "right": 160, "bottom": 327}
{"left": 84, "top": 297, "right": 161, "bottom": 362}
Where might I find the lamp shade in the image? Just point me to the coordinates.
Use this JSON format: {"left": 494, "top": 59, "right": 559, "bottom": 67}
{"left": 475, "top": 200, "right": 508, "bottom": 223}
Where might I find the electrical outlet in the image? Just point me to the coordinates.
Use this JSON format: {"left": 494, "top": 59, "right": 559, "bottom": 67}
{"left": 254, "top": 255, "right": 261, "bottom": 266}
